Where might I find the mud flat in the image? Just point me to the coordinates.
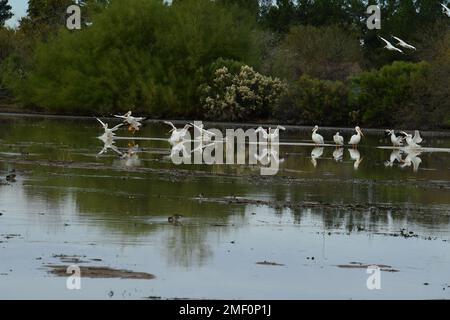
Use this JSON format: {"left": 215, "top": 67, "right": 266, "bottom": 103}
{"left": 46, "top": 265, "right": 155, "bottom": 280}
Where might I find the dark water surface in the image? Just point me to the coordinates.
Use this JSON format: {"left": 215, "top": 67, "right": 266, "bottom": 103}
{"left": 0, "top": 114, "right": 449, "bottom": 299}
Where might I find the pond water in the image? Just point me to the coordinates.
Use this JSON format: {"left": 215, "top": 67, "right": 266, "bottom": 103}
{"left": 0, "top": 113, "right": 449, "bottom": 299}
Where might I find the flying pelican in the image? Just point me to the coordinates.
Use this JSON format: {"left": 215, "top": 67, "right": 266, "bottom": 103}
{"left": 114, "top": 111, "right": 145, "bottom": 133}
{"left": 333, "top": 132, "right": 344, "bottom": 147}
{"left": 164, "top": 121, "right": 191, "bottom": 145}
{"left": 348, "top": 126, "right": 364, "bottom": 148}
{"left": 384, "top": 149, "right": 403, "bottom": 167}
{"left": 311, "top": 147, "right": 324, "bottom": 168}
{"left": 379, "top": 36, "right": 404, "bottom": 54}
{"left": 442, "top": 3, "right": 450, "bottom": 17}
{"left": 333, "top": 148, "right": 344, "bottom": 162}
{"left": 401, "top": 150, "right": 422, "bottom": 172}
{"left": 348, "top": 148, "right": 363, "bottom": 170}
{"left": 312, "top": 126, "right": 324, "bottom": 146}
{"left": 392, "top": 36, "right": 416, "bottom": 51}
{"left": 401, "top": 130, "right": 423, "bottom": 148}
{"left": 386, "top": 130, "right": 404, "bottom": 147}
{"left": 96, "top": 118, "right": 123, "bottom": 139}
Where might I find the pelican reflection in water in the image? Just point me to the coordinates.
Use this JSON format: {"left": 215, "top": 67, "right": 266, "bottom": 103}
{"left": 254, "top": 147, "right": 284, "bottom": 166}
{"left": 333, "top": 147, "right": 344, "bottom": 162}
{"left": 348, "top": 148, "right": 363, "bottom": 170}
{"left": 98, "top": 134, "right": 122, "bottom": 156}
{"left": 400, "top": 149, "right": 422, "bottom": 172}
{"left": 311, "top": 147, "right": 324, "bottom": 168}
{"left": 119, "top": 144, "right": 141, "bottom": 167}
{"left": 385, "top": 149, "right": 403, "bottom": 167}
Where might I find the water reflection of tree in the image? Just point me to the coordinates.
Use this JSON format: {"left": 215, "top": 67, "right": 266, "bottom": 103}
{"left": 18, "top": 164, "right": 249, "bottom": 268}
{"left": 2, "top": 116, "right": 450, "bottom": 267}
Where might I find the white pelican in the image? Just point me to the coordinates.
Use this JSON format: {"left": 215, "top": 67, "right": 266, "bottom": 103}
{"left": 333, "top": 148, "right": 344, "bottom": 162}
{"left": 312, "top": 126, "right": 324, "bottom": 146}
{"left": 386, "top": 129, "right": 404, "bottom": 147}
{"left": 401, "top": 130, "right": 423, "bottom": 148}
{"left": 311, "top": 147, "right": 324, "bottom": 168}
{"left": 256, "top": 126, "right": 286, "bottom": 143}
{"left": 392, "top": 36, "right": 416, "bottom": 51}
{"left": 333, "top": 132, "right": 344, "bottom": 146}
{"left": 379, "top": 36, "right": 404, "bottom": 54}
{"left": 114, "top": 111, "right": 145, "bottom": 133}
{"left": 348, "top": 126, "right": 364, "bottom": 148}
{"left": 348, "top": 148, "right": 363, "bottom": 170}
{"left": 441, "top": 3, "right": 450, "bottom": 17}
{"left": 384, "top": 150, "right": 403, "bottom": 167}
{"left": 96, "top": 118, "right": 123, "bottom": 139}
{"left": 189, "top": 122, "right": 216, "bottom": 143}
{"left": 164, "top": 121, "right": 191, "bottom": 145}
{"left": 401, "top": 150, "right": 422, "bottom": 172}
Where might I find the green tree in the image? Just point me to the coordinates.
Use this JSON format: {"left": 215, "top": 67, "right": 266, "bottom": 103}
{"left": 19, "top": 0, "right": 75, "bottom": 38}
{"left": 272, "top": 25, "right": 362, "bottom": 81}
{"left": 0, "top": 0, "right": 13, "bottom": 26}
{"left": 15, "top": 0, "right": 261, "bottom": 116}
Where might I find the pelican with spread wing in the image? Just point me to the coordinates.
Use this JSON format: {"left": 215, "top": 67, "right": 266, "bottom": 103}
{"left": 401, "top": 130, "right": 423, "bottom": 148}
{"left": 114, "top": 111, "right": 145, "bottom": 133}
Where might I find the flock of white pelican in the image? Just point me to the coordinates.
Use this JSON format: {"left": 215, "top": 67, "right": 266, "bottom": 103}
{"left": 95, "top": 111, "right": 435, "bottom": 172}
{"left": 313, "top": 126, "right": 365, "bottom": 147}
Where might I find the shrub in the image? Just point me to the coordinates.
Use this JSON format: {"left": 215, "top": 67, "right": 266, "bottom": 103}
{"left": 200, "top": 65, "right": 287, "bottom": 121}
{"left": 350, "top": 61, "right": 431, "bottom": 128}
{"left": 275, "top": 75, "right": 350, "bottom": 126}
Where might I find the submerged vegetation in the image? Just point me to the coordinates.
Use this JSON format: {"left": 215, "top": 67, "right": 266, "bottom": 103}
{"left": 0, "top": 0, "right": 449, "bottom": 128}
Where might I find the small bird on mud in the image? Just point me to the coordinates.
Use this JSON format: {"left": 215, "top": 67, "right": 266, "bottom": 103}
{"left": 5, "top": 169, "right": 16, "bottom": 182}
{"left": 168, "top": 215, "right": 183, "bottom": 224}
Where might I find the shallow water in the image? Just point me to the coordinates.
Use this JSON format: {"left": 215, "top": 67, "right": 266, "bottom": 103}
{"left": 0, "top": 114, "right": 449, "bottom": 299}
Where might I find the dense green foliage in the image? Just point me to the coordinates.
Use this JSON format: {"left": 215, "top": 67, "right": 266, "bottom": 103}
{"left": 351, "top": 61, "right": 430, "bottom": 127}
{"left": 4, "top": 0, "right": 261, "bottom": 116}
{"left": 272, "top": 25, "right": 362, "bottom": 81}
{"left": 0, "top": 0, "right": 449, "bottom": 128}
{"left": 276, "top": 75, "right": 350, "bottom": 126}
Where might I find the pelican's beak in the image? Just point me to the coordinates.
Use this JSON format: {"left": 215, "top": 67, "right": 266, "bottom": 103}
{"left": 359, "top": 129, "right": 364, "bottom": 137}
